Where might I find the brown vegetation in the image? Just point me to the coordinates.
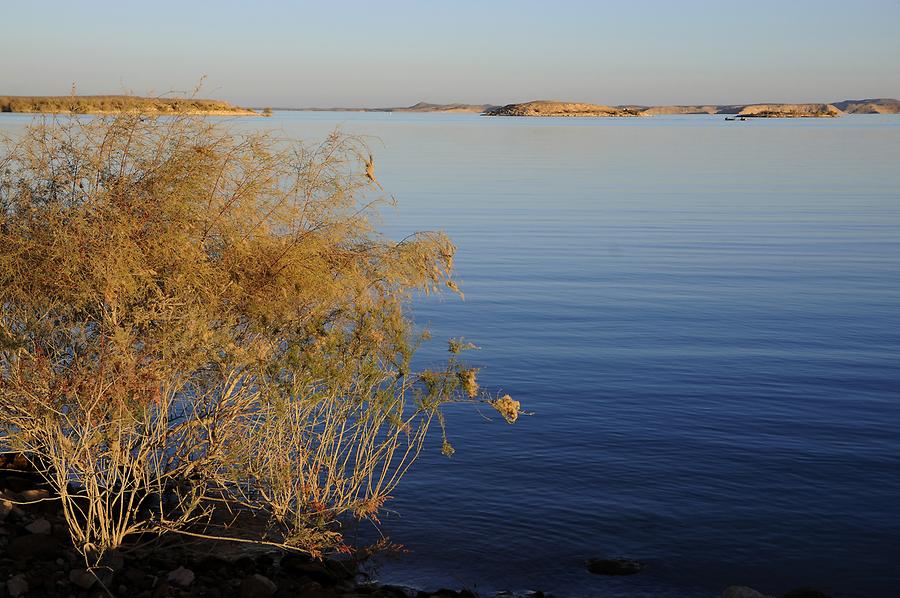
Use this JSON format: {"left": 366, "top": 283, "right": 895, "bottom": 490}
{"left": 0, "top": 109, "right": 518, "bottom": 568}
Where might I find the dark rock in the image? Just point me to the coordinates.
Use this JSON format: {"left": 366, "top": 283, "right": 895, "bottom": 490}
{"left": 782, "top": 589, "right": 831, "bottom": 598}
{"left": 24, "top": 517, "right": 51, "bottom": 534}
{"left": 255, "top": 553, "right": 275, "bottom": 570}
{"left": 166, "top": 565, "right": 195, "bottom": 587}
{"left": 586, "top": 557, "right": 646, "bottom": 576}
{"left": 0, "top": 499, "right": 12, "bottom": 521}
{"left": 8, "top": 532, "right": 60, "bottom": 560}
{"left": 293, "top": 586, "right": 337, "bottom": 598}
{"left": 280, "top": 554, "right": 352, "bottom": 585}
{"left": 295, "top": 580, "right": 325, "bottom": 593}
{"left": 194, "top": 556, "right": 230, "bottom": 575}
{"left": 234, "top": 555, "right": 257, "bottom": 574}
{"left": 70, "top": 567, "right": 98, "bottom": 589}
{"left": 123, "top": 566, "right": 150, "bottom": 585}
{"left": 6, "top": 573, "right": 28, "bottom": 597}
{"left": 1, "top": 476, "right": 37, "bottom": 493}
{"left": 19, "top": 488, "right": 50, "bottom": 502}
{"left": 0, "top": 453, "right": 35, "bottom": 472}
{"left": 241, "top": 573, "right": 278, "bottom": 598}
{"left": 724, "top": 586, "right": 773, "bottom": 598}
{"left": 151, "top": 580, "right": 170, "bottom": 598}
{"left": 371, "top": 586, "right": 416, "bottom": 598}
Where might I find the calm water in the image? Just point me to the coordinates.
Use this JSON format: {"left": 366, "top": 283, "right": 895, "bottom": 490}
{"left": 3, "top": 112, "right": 899, "bottom": 597}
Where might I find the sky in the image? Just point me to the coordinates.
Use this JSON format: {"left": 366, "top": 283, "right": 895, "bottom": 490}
{"left": 2, "top": 0, "right": 899, "bottom": 107}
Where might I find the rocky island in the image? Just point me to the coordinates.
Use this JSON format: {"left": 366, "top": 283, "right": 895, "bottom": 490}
{"left": 0, "top": 95, "right": 259, "bottom": 115}
{"left": 484, "top": 101, "right": 641, "bottom": 117}
{"left": 736, "top": 103, "right": 842, "bottom": 118}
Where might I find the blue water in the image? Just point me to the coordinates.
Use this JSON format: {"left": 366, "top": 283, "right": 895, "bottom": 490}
{"left": 3, "top": 112, "right": 898, "bottom": 597}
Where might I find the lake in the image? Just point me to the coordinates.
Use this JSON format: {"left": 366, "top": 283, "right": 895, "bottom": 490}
{"left": 2, "top": 111, "right": 898, "bottom": 597}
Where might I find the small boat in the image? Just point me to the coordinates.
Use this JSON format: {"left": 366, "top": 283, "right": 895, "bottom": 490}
{"left": 725, "top": 116, "right": 736, "bottom": 121}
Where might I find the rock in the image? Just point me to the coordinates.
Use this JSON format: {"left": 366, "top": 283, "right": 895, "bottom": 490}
{"left": 241, "top": 573, "right": 278, "bottom": 598}
{"left": 7, "top": 574, "right": 29, "bottom": 597}
{"left": 372, "top": 586, "right": 418, "bottom": 598}
{"left": 1, "top": 475, "right": 37, "bottom": 493}
{"left": 586, "top": 557, "right": 646, "bottom": 576}
{"left": 280, "top": 554, "right": 347, "bottom": 585}
{"left": 19, "top": 488, "right": 50, "bottom": 502}
{"left": 25, "top": 517, "right": 51, "bottom": 534}
{"left": 724, "top": 587, "right": 774, "bottom": 598}
{"left": 166, "top": 565, "right": 195, "bottom": 587}
{"left": 782, "top": 589, "right": 831, "bottom": 598}
{"left": 0, "top": 499, "right": 12, "bottom": 521}
{"left": 8, "top": 532, "right": 60, "bottom": 560}
{"left": 100, "top": 549, "right": 125, "bottom": 574}
{"left": 0, "top": 453, "right": 35, "bottom": 471}
{"left": 70, "top": 568, "right": 98, "bottom": 589}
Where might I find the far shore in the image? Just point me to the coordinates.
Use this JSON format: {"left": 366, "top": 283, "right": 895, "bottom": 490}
{"left": 0, "top": 95, "right": 259, "bottom": 116}
{"left": 3, "top": 96, "right": 898, "bottom": 118}
{"left": 281, "top": 98, "right": 900, "bottom": 118}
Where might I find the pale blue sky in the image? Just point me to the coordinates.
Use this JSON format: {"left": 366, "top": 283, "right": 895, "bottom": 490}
{"left": 2, "top": 0, "right": 898, "bottom": 107}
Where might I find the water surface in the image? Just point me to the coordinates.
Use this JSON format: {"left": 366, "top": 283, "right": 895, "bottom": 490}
{"left": 3, "top": 111, "right": 898, "bottom": 597}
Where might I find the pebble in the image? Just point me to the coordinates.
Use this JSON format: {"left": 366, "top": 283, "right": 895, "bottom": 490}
{"left": 7, "top": 573, "right": 29, "bottom": 597}
{"left": 0, "top": 499, "right": 12, "bottom": 521}
{"left": 70, "top": 567, "right": 98, "bottom": 589}
{"left": 723, "top": 587, "right": 774, "bottom": 598}
{"left": 167, "top": 565, "right": 196, "bottom": 587}
{"left": 19, "top": 488, "right": 50, "bottom": 502}
{"left": 8, "top": 532, "right": 59, "bottom": 560}
{"left": 240, "top": 573, "right": 278, "bottom": 598}
{"left": 25, "top": 517, "right": 52, "bottom": 534}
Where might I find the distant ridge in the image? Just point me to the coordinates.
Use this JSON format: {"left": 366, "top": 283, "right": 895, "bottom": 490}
{"left": 830, "top": 98, "right": 900, "bottom": 114}
{"left": 0, "top": 95, "right": 258, "bottom": 115}
{"left": 5, "top": 96, "right": 898, "bottom": 117}
{"left": 283, "top": 101, "right": 494, "bottom": 113}
{"left": 277, "top": 98, "right": 900, "bottom": 117}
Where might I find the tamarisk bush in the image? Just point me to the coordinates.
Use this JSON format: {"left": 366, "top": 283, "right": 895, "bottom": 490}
{"left": 0, "top": 110, "right": 519, "bottom": 563}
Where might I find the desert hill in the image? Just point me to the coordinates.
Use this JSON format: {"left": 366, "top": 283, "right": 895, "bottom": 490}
{"left": 484, "top": 101, "right": 641, "bottom": 117}
{"left": 736, "top": 103, "right": 842, "bottom": 118}
{"left": 830, "top": 98, "right": 900, "bottom": 114}
{"left": 0, "top": 95, "right": 258, "bottom": 115}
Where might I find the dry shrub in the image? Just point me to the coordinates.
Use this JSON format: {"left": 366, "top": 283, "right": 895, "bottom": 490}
{"left": 0, "top": 109, "right": 516, "bottom": 563}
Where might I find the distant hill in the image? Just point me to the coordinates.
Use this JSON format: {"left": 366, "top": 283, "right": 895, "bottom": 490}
{"left": 288, "top": 101, "right": 493, "bottom": 113}
{"left": 393, "top": 101, "right": 494, "bottom": 113}
{"left": 484, "top": 101, "right": 641, "bottom": 117}
{"left": 830, "top": 98, "right": 900, "bottom": 114}
{"left": 737, "top": 103, "right": 842, "bottom": 118}
{"left": 0, "top": 95, "right": 258, "bottom": 115}
{"left": 13, "top": 96, "right": 893, "bottom": 118}
{"left": 482, "top": 99, "right": 897, "bottom": 118}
